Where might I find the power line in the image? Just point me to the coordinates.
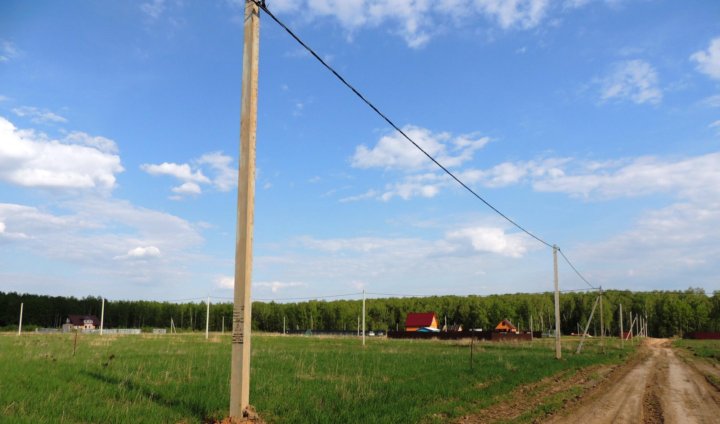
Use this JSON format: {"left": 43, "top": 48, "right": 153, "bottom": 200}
{"left": 253, "top": 1, "right": 553, "bottom": 250}
{"left": 557, "top": 248, "right": 597, "bottom": 290}
{"left": 212, "top": 292, "right": 363, "bottom": 302}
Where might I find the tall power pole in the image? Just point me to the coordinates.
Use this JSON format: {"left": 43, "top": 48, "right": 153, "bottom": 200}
{"left": 100, "top": 298, "right": 105, "bottom": 336}
{"left": 18, "top": 302, "right": 23, "bottom": 335}
{"left": 362, "top": 289, "right": 366, "bottom": 346}
{"left": 619, "top": 303, "right": 624, "bottom": 349}
{"left": 206, "top": 296, "right": 210, "bottom": 340}
{"left": 599, "top": 287, "right": 604, "bottom": 353}
{"left": 230, "top": 0, "right": 260, "bottom": 418}
{"left": 553, "top": 245, "right": 562, "bottom": 359}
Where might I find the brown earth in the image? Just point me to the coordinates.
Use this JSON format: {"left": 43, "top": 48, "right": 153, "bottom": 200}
{"left": 548, "top": 338, "right": 720, "bottom": 424}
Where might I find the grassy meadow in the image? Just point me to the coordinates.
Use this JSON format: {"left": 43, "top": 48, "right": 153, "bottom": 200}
{"left": 0, "top": 333, "right": 632, "bottom": 423}
{"left": 673, "top": 338, "right": 720, "bottom": 362}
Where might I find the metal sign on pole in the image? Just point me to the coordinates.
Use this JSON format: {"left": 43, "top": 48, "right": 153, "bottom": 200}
{"left": 553, "top": 245, "right": 562, "bottom": 359}
{"left": 229, "top": 0, "right": 260, "bottom": 418}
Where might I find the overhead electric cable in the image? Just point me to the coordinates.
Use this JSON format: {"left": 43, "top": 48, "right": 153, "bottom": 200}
{"left": 557, "top": 248, "right": 597, "bottom": 290}
{"left": 253, "top": 1, "right": 552, "bottom": 249}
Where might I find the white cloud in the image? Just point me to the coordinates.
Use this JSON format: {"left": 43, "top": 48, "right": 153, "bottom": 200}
{"left": 446, "top": 226, "right": 529, "bottom": 257}
{"left": 600, "top": 60, "right": 662, "bottom": 105}
{"left": 0, "top": 198, "right": 203, "bottom": 282}
{"left": 196, "top": 151, "right": 237, "bottom": 191}
{"left": 0, "top": 41, "right": 19, "bottom": 62}
{"left": 700, "top": 94, "right": 720, "bottom": 108}
{"left": 236, "top": 0, "right": 552, "bottom": 48}
{"left": 254, "top": 281, "right": 307, "bottom": 293}
{"left": 141, "top": 162, "right": 209, "bottom": 183}
{"left": 474, "top": 0, "right": 549, "bottom": 30}
{"left": 12, "top": 106, "right": 67, "bottom": 124}
{"left": 171, "top": 182, "right": 202, "bottom": 195}
{"left": 532, "top": 153, "right": 720, "bottom": 201}
{"left": 142, "top": 152, "right": 237, "bottom": 198}
{"left": 64, "top": 131, "right": 119, "bottom": 154}
{"left": 0, "top": 116, "right": 123, "bottom": 190}
{"left": 217, "top": 275, "right": 234, "bottom": 289}
{"left": 691, "top": 37, "right": 720, "bottom": 80}
{"left": 141, "top": 0, "right": 165, "bottom": 19}
{"left": 352, "top": 126, "right": 489, "bottom": 171}
{"left": 116, "top": 246, "right": 162, "bottom": 260}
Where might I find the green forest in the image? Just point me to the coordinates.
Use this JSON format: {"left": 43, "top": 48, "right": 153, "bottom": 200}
{"left": 1, "top": 289, "right": 718, "bottom": 338}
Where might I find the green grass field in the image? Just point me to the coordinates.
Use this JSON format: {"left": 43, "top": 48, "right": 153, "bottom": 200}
{"left": 0, "top": 333, "right": 631, "bottom": 423}
{"left": 672, "top": 338, "right": 720, "bottom": 362}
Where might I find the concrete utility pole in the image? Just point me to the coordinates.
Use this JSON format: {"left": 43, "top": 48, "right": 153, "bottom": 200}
{"left": 206, "top": 296, "right": 210, "bottom": 340}
{"left": 100, "top": 298, "right": 105, "bottom": 336}
{"left": 362, "top": 289, "right": 366, "bottom": 346}
{"left": 283, "top": 316, "right": 286, "bottom": 335}
{"left": 553, "top": 245, "right": 562, "bottom": 359}
{"left": 576, "top": 296, "right": 600, "bottom": 354}
{"left": 599, "top": 287, "right": 604, "bottom": 353}
{"left": 222, "top": 316, "right": 225, "bottom": 334}
{"left": 229, "top": 0, "right": 260, "bottom": 418}
{"left": 357, "top": 315, "right": 360, "bottom": 336}
{"left": 619, "top": 303, "right": 624, "bottom": 349}
{"left": 18, "top": 302, "right": 23, "bottom": 335}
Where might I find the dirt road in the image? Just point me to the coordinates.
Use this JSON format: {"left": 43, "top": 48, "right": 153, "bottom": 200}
{"left": 549, "top": 338, "right": 720, "bottom": 424}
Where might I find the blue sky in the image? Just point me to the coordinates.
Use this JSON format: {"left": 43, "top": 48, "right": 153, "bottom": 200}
{"left": 1, "top": 0, "right": 719, "bottom": 302}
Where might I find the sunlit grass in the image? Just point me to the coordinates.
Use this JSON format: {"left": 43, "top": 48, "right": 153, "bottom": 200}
{"left": 0, "top": 333, "right": 631, "bottom": 423}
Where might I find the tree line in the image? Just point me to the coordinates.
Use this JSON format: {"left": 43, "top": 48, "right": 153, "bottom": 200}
{"left": 1, "top": 289, "right": 718, "bottom": 337}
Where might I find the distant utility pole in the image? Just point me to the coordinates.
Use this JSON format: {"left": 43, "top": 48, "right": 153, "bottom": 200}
{"left": 599, "top": 287, "right": 605, "bottom": 353}
{"left": 222, "top": 316, "right": 225, "bottom": 334}
{"left": 362, "top": 289, "right": 366, "bottom": 346}
{"left": 283, "top": 316, "right": 286, "bottom": 335}
{"left": 619, "top": 304, "right": 624, "bottom": 349}
{"left": 229, "top": 0, "right": 260, "bottom": 419}
{"left": 205, "top": 296, "right": 210, "bottom": 340}
{"left": 100, "top": 297, "right": 105, "bottom": 336}
{"left": 18, "top": 302, "right": 23, "bottom": 335}
{"left": 530, "top": 315, "right": 533, "bottom": 340}
{"left": 357, "top": 315, "right": 360, "bottom": 336}
{"left": 553, "top": 245, "right": 562, "bottom": 359}
{"left": 576, "top": 296, "right": 600, "bottom": 354}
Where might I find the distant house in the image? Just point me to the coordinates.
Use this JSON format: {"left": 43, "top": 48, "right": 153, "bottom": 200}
{"left": 495, "top": 319, "right": 517, "bottom": 333}
{"left": 63, "top": 315, "right": 101, "bottom": 332}
{"left": 405, "top": 312, "right": 439, "bottom": 332}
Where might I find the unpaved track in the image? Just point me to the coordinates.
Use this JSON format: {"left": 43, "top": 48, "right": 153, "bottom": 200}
{"left": 549, "top": 338, "right": 720, "bottom": 424}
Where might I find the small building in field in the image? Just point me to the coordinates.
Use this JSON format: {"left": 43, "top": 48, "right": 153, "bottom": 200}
{"left": 405, "top": 312, "right": 439, "bottom": 332}
{"left": 495, "top": 319, "right": 518, "bottom": 333}
{"left": 63, "top": 315, "right": 101, "bottom": 332}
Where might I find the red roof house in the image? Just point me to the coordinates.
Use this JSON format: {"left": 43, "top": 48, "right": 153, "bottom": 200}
{"left": 495, "top": 319, "right": 517, "bottom": 333}
{"left": 67, "top": 315, "right": 101, "bottom": 330}
{"left": 405, "top": 312, "right": 438, "bottom": 332}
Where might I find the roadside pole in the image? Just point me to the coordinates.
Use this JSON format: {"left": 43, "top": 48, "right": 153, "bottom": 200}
{"left": 100, "top": 298, "right": 105, "bottom": 336}
{"left": 229, "top": 0, "right": 260, "bottom": 418}
{"left": 206, "top": 296, "right": 210, "bottom": 340}
{"left": 18, "top": 302, "right": 23, "bottom": 335}
{"left": 530, "top": 315, "right": 534, "bottom": 340}
{"left": 576, "top": 296, "right": 600, "bottom": 354}
{"left": 283, "top": 316, "right": 286, "bottom": 335}
{"left": 553, "top": 245, "right": 562, "bottom": 359}
{"left": 362, "top": 289, "right": 366, "bottom": 346}
{"left": 599, "top": 287, "right": 604, "bottom": 353}
{"left": 619, "top": 303, "right": 624, "bottom": 349}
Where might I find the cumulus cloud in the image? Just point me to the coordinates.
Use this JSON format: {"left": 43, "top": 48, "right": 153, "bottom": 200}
{"left": 0, "top": 116, "right": 123, "bottom": 190}
{"left": 600, "top": 60, "right": 662, "bottom": 105}
{"left": 446, "top": 226, "right": 529, "bottom": 257}
{"left": 115, "top": 246, "right": 162, "bottom": 260}
{"left": 232, "top": 0, "right": 552, "bottom": 48}
{"left": 691, "top": 37, "right": 720, "bottom": 80}
{"left": 532, "top": 153, "right": 720, "bottom": 201}
{"left": 141, "top": 151, "right": 237, "bottom": 198}
{"left": 352, "top": 126, "right": 489, "bottom": 171}
{"left": 12, "top": 106, "right": 67, "bottom": 124}
{"left": 64, "top": 131, "right": 119, "bottom": 154}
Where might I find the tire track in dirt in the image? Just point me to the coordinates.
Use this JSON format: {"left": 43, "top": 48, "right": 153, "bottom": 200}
{"left": 549, "top": 339, "right": 720, "bottom": 424}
